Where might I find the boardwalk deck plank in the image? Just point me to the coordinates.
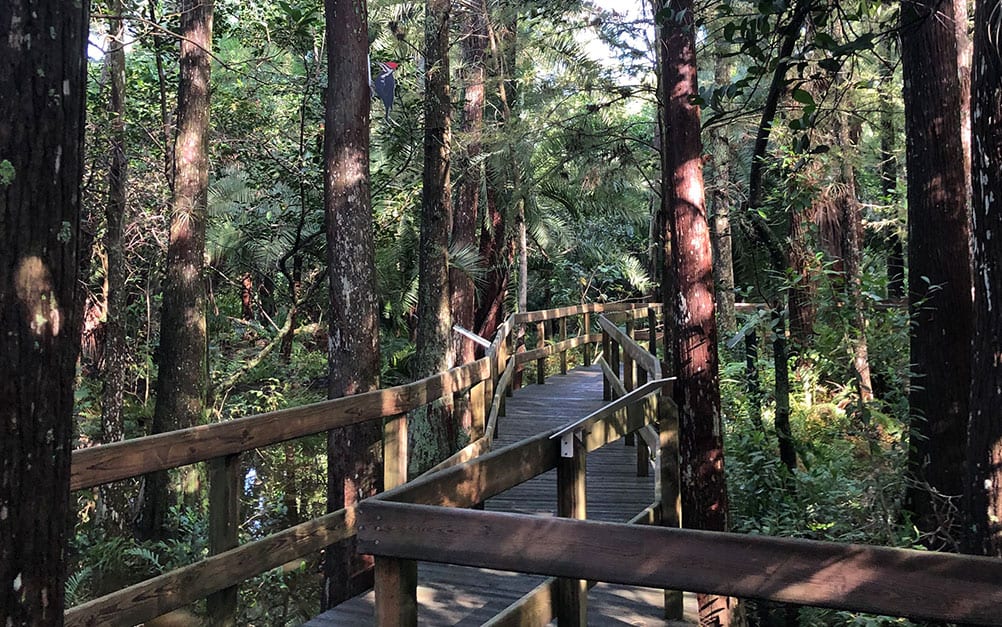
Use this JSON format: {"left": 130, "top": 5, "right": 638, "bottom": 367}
{"left": 306, "top": 366, "right": 696, "bottom": 626}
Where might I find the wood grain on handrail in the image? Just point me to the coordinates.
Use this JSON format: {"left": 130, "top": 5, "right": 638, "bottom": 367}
{"left": 358, "top": 502, "right": 1002, "bottom": 626}
{"left": 71, "top": 358, "right": 491, "bottom": 490}
{"left": 65, "top": 507, "right": 355, "bottom": 627}
{"left": 597, "top": 315, "right": 660, "bottom": 377}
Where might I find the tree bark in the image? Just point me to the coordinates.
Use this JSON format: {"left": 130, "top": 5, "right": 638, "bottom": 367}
{"left": 453, "top": 0, "right": 487, "bottom": 361}
{"left": 657, "top": 2, "right": 737, "bottom": 623}
{"left": 710, "top": 40, "right": 736, "bottom": 336}
{"left": 837, "top": 117, "right": 873, "bottom": 406}
{"left": 100, "top": 0, "right": 132, "bottom": 535}
{"left": 140, "top": 0, "right": 213, "bottom": 542}
{"left": 0, "top": 0, "right": 87, "bottom": 621}
{"left": 322, "top": 0, "right": 383, "bottom": 608}
{"left": 414, "top": 0, "right": 455, "bottom": 461}
{"left": 901, "top": 0, "right": 972, "bottom": 552}
{"left": 963, "top": 0, "right": 1002, "bottom": 558}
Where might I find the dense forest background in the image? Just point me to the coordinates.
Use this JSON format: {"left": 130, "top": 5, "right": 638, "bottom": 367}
{"left": 2, "top": 0, "right": 1000, "bottom": 624}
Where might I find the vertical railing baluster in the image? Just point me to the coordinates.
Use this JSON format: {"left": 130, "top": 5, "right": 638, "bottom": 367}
{"left": 658, "top": 381, "right": 683, "bottom": 619}
{"left": 559, "top": 316, "right": 568, "bottom": 375}
{"left": 536, "top": 321, "right": 546, "bottom": 384}
{"left": 556, "top": 432, "right": 587, "bottom": 625}
{"left": 208, "top": 453, "right": 240, "bottom": 626}
{"left": 374, "top": 556, "right": 418, "bottom": 627}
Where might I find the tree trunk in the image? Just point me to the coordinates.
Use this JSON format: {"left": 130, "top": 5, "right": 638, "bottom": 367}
{"left": 453, "top": 0, "right": 487, "bottom": 362}
{"left": 657, "top": 2, "right": 737, "bottom": 623}
{"left": 710, "top": 40, "right": 736, "bottom": 336}
{"left": 100, "top": 0, "right": 132, "bottom": 535}
{"left": 878, "top": 45, "right": 904, "bottom": 301}
{"left": 140, "top": 0, "right": 213, "bottom": 542}
{"left": 414, "top": 0, "right": 455, "bottom": 462}
{"left": 901, "top": 0, "right": 972, "bottom": 552}
{"left": 0, "top": 0, "right": 86, "bottom": 620}
{"left": 963, "top": 0, "right": 1002, "bottom": 558}
{"left": 321, "top": 0, "right": 383, "bottom": 608}
{"left": 837, "top": 117, "right": 874, "bottom": 406}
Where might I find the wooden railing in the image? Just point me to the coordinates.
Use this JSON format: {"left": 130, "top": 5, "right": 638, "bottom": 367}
{"left": 359, "top": 307, "right": 1002, "bottom": 627}
{"left": 65, "top": 301, "right": 651, "bottom": 626}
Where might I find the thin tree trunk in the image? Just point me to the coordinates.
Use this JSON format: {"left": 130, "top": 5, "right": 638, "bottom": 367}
{"left": 453, "top": 0, "right": 487, "bottom": 360}
{"left": 837, "top": 117, "right": 874, "bottom": 406}
{"left": 140, "top": 0, "right": 213, "bottom": 542}
{"left": 710, "top": 40, "right": 736, "bottom": 336}
{"left": 963, "top": 0, "right": 1002, "bottom": 558}
{"left": 414, "top": 0, "right": 455, "bottom": 462}
{"left": 100, "top": 0, "right": 131, "bottom": 535}
{"left": 657, "top": 1, "right": 737, "bottom": 623}
{"left": 878, "top": 45, "right": 904, "bottom": 301}
{"left": 0, "top": 0, "right": 86, "bottom": 620}
{"left": 901, "top": 0, "right": 972, "bottom": 552}
{"left": 321, "top": 0, "right": 383, "bottom": 608}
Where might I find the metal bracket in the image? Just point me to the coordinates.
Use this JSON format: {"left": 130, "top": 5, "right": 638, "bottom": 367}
{"left": 560, "top": 430, "right": 580, "bottom": 458}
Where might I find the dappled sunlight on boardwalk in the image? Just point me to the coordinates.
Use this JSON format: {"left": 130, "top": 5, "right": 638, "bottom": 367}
{"left": 306, "top": 366, "right": 697, "bottom": 626}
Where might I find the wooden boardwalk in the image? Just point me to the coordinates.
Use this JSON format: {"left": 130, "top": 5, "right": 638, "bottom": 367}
{"left": 306, "top": 366, "right": 697, "bottom": 626}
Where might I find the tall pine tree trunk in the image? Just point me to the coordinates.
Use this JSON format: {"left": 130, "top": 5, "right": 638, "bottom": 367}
{"left": 321, "top": 0, "right": 383, "bottom": 607}
{"left": 414, "top": 0, "right": 455, "bottom": 464}
{"left": 657, "top": 2, "right": 738, "bottom": 623}
{"left": 140, "top": 0, "right": 213, "bottom": 542}
{"left": 901, "top": 0, "right": 972, "bottom": 552}
{"left": 963, "top": 0, "right": 1002, "bottom": 558}
{"left": 0, "top": 0, "right": 86, "bottom": 620}
{"left": 100, "top": 0, "right": 131, "bottom": 535}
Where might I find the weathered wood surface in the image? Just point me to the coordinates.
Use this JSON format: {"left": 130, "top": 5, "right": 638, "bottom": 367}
{"left": 71, "top": 359, "right": 492, "bottom": 490}
{"left": 360, "top": 500, "right": 1002, "bottom": 626}
{"left": 308, "top": 366, "right": 691, "bottom": 625}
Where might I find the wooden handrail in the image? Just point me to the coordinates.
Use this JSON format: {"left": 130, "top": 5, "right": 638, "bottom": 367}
{"left": 71, "top": 358, "right": 492, "bottom": 490}
{"left": 65, "top": 302, "right": 663, "bottom": 625}
{"left": 358, "top": 501, "right": 1002, "bottom": 626}
{"left": 596, "top": 314, "right": 660, "bottom": 377}
{"left": 65, "top": 507, "right": 355, "bottom": 627}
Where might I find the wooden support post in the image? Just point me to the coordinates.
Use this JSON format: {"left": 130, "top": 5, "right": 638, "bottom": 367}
{"left": 658, "top": 383, "right": 683, "bottom": 620}
{"left": 471, "top": 380, "right": 486, "bottom": 440}
{"left": 557, "top": 432, "right": 587, "bottom": 625}
{"left": 610, "top": 339, "right": 621, "bottom": 397}
{"left": 374, "top": 557, "right": 418, "bottom": 627}
{"left": 636, "top": 369, "right": 649, "bottom": 477}
{"left": 582, "top": 312, "right": 592, "bottom": 366}
{"left": 207, "top": 453, "right": 240, "bottom": 626}
{"left": 601, "top": 329, "right": 611, "bottom": 401}
{"left": 559, "top": 317, "right": 568, "bottom": 375}
{"left": 536, "top": 321, "right": 546, "bottom": 385}
{"left": 623, "top": 321, "right": 636, "bottom": 447}
{"left": 384, "top": 414, "right": 408, "bottom": 489}
{"left": 647, "top": 307, "right": 658, "bottom": 358}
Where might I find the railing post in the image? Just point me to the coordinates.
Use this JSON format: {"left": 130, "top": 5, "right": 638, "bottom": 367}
{"left": 636, "top": 369, "right": 650, "bottom": 477}
{"left": 610, "top": 337, "right": 621, "bottom": 398}
{"left": 557, "top": 431, "right": 587, "bottom": 625}
{"left": 536, "top": 321, "right": 546, "bottom": 384}
{"left": 471, "top": 380, "right": 486, "bottom": 440}
{"left": 207, "top": 453, "right": 240, "bottom": 626}
{"left": 384, "top": 414, "right": 408, "bottom": 489}
{"left": 582, "top": 311, "right": 592, "bottom": 366}
{"left": 647, "top": 306, "right": 658, "bottom": 358}
{"left": 559, "top": 317, "right": 568, "bottom": 375}
{"left": 623, "top": 319, "right": 636, "bottom": 447}
{"left": 658, "top": 382, "right": 684, "bottom": 620}
{"left": 601, "top": 326, "right": 611, "bottom": 401}
{"left": 374, "top": 557, "right": 418, "bottom": 627}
